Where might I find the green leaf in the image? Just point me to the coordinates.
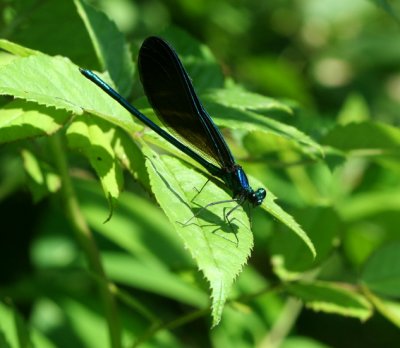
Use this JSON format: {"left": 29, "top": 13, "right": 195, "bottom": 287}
{"left": 322, "top": 121, "right": 400, "bottom": 154}
{"left": 269, "top": 207, "right": 339, "bottom": 276}
{"left": 113, "top": 130, "right": 150, "bottom": 190}
{"left": 67, "top": 115, "right": 124, "bottom": 215}
{"left": 7, "top": 0, "right": 98, "bottom": 68}
{"left": 0, "top": 54, "right": 135, "bottom": 132}
{"left": 21, "top": 149, "right": 61, "bottom": 202}
{"left": 337, "top": 93, "right": 370, "bottom": 125}
{"left": 361, "top": 242, "right": 400, "bottom": 297}
{"left": 237, "top": 56, "right": 313, "bottom": 107}
{"left": 142, "top": 144, "right": 253, "bottom": 327}
{"left": 103, "top": 252, "right": 208, "bottom": 308}
{"left": 338, "top": 189, "right": 400, "bottom": 222}
{"left": 202, "top": 94, "right": 321, "bottom": 154}
{"left": 74, "top": 0, "right": 135, "bottom": 96}
{"left": 286, "top": 281, "right": 372, "bottom": 321}
{"left": 75, "top": 178, "right": 192, "bottom": 269}
{"left": 251, "top": 176, "right": 316, "bottom": 258}
{"left": 0, "top": 302, "right": 16, "bottom": 348}
{"left": 0, "top": 99, "right": 70, "bottom": 144}
{"left": 363, "top": 286, "right": 400, "bottom": 328}
{"left": 243, "top": 131, "right": 299, "bottom": 157}
{"left": 282, "top": 336, "right": 331, "bottom": 348}
{"left": 75, "top": 180, "right": 207, "bottom": 307}
{"left": 59, "top": 298, "right": 181, "bottom": 347}
{"left": 0, "top": 52, "right": 16, "bottom": 68}
{"left": 0, "top": 39, "right": 41, "bottom": 57}
{"left": 61, "top": 299, "right": 119, "bottom": 348}
{"left": 202, "top": 87, "right": 293, "bottom": 115}
{"left": 0, "top": 301, "right": 57, "bottom": 348}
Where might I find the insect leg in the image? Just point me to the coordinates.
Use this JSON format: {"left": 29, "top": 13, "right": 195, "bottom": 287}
{"left": 183, "top": 198, "right": 240, "bottom": 225}
{"left": 191, "top": 178, "right": 210, "bottom": 203}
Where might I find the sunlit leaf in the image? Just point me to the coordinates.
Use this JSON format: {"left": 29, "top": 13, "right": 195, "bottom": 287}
{"left": 0, "top": 99, "right": 70, "bottom": 144}
{"left": 103, "top": 252, "right": 208, "bottom": 308}
{"left": 0, "top": 39, "right": 41, "bottom": 57}
{"left": 202, "top": 87, "right": 293, "bottom": 115}
{"left": 0, "top": 54, "right": 135, "bottom": 132}
{"left": 143, "top": 144, "right": 253, "bottom": 326}
{"left": 75, "top": 179, "right": 192, "bottom": 269}
{"left": 251, "top": 176, "right": 316, "bottom": 258}
{"left": 286, "top": 281, "right": 372, "bottom": 321}
{"left": 363, "top": 286, "right": 400, "bottom": 328}
{"left": 322, "top": 121, "right": 400, "bottom": 153}
{"left": 67, "top": 115, "right": 124, "bottom": 215}
{"left": 21, "top": 149, "right": 61, "bottom": 202}
{"left": 338, "top": 189, "right": 400, "bottom": 222}
{"left": 0, "top": 301, "right": 56, "bottom": 348}
{"left": 202, "top": 95, "right": 321, "bottom": 154}
{"left": 75, "top": 0, "right": 135, "bottom": 96}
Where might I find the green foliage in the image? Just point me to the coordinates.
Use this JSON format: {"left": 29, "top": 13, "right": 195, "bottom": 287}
{"left": 0, "top": 301, "right": 56, "bottom": 348}
{"left": 1, "top": 0, "right": 400, "bottom": 347}
{"left": 361, "top": 242, "right": 400, "bottom": 297}
{"left": 0, "top": 99, "right": 70, "bottom": 143}
{"left": 67, "top": 115, "right": 124, "bottom": 216}
{"left": 21, "top": 149, "right": 61, "bottom": 203}
{"left": 74, "top": 0, "right": 135, "bottom": 96}
{"left": 145, "top": 149, "right": 253, "bottom": 323}
{"left": 286, "top": 281, "right": 372, "bottom": 321}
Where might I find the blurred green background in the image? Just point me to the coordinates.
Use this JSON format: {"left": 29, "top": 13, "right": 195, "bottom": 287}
{"left": 1, "top": 0, "right": 400, "bottom": 347}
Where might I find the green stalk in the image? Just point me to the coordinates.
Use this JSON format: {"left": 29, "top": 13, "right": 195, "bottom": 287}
{"left": 49, "top": 133, "right": 121, "bottom": 348}
{"left": 257, "top": 297, "right": 303, "bottom": 348}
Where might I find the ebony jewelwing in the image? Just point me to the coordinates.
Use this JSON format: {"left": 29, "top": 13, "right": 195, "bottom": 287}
{"left": 80, "top": 36, "right": 266, "bottom": 224}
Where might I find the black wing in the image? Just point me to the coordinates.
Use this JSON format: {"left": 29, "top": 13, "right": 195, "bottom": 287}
{"left": 138, "top": 36, "right": 235, "bottom": 169}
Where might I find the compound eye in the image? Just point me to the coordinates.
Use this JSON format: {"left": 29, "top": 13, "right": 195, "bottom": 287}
{"left": 250, "top": 188, "right": 266, "bottom": 206}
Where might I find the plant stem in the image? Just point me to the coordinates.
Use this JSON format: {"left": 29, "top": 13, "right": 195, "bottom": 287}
{"left": 257, "top": 297, "right": 303, "bottom": 348}
{"left": 49, "top": 133, "right": 121, "bottom": 348}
